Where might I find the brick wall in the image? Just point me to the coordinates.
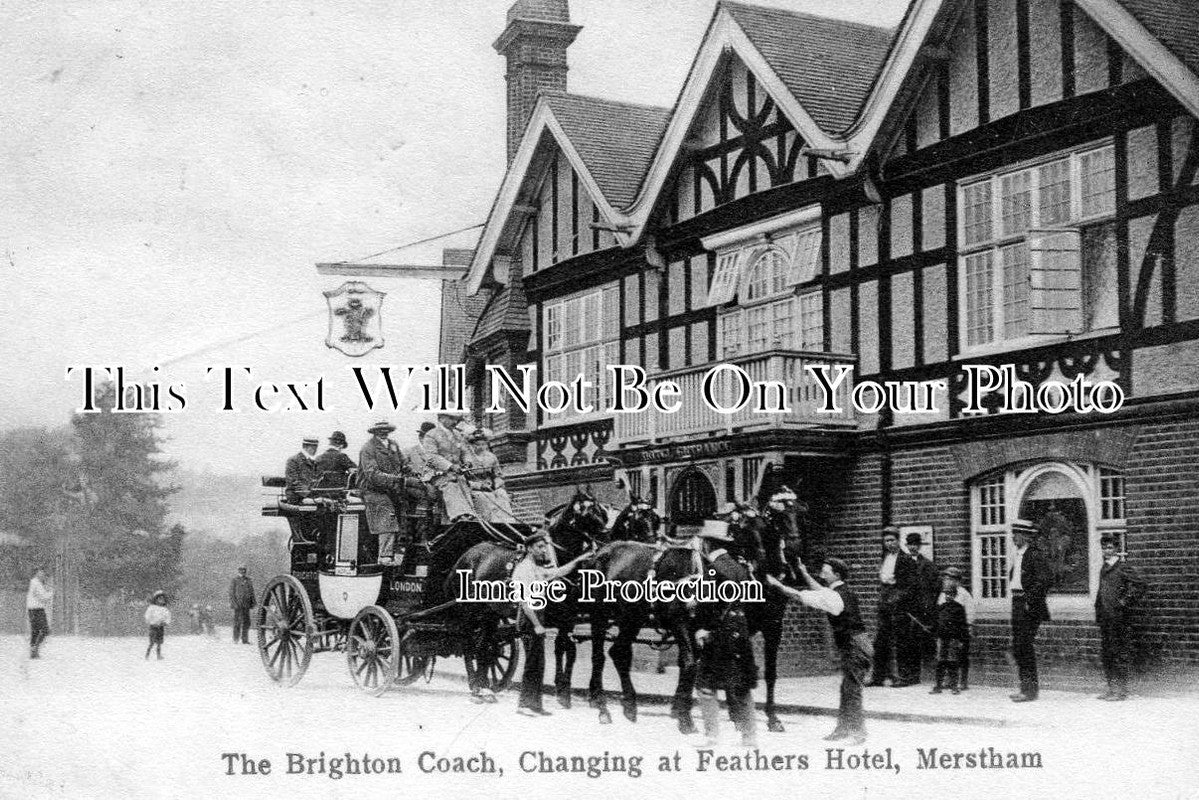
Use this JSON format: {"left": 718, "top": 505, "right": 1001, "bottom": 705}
{"left": 779, "top": 416, "right": 1199, "bottom": 691}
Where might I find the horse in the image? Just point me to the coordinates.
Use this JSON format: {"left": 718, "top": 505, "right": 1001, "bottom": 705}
{"left": 579, "top": 534, "right": 705, "bottom": 729}
{"left": 545, "top": 487, "right": 610, "bottom": 706}
{"left": 444, "top": 486, "right": 604, "bottom": 703}
{"left": 726, "top": 487, "right": 806, "bottom": 732}
{"left": 608, "top": 494, "right": 661, "bottom": 543}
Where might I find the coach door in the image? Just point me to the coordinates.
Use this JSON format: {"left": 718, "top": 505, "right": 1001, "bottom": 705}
{"left": 669, "top": 469, "right": 717, "bottom": 527}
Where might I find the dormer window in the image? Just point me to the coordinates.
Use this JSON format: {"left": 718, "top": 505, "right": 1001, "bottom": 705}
{"left": 705, "top": 220, "right": 824, "bottom": 358}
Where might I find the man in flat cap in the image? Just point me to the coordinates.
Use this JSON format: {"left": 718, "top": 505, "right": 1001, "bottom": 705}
{"left": 868, "top": 526, "right": 917, "bottom": 687}
{"left": 1095, "top": 535, "right": 1146, "bottom": 700}
{"left": 422, "top": 411, "right": 476, "bottom": 522}
{"left": 284, "top": 437, "right": 319, "bottom": 503}
{"left": 1008, "top": 519, "right": 1051, "bottom": 702}
{"left": 358, "top": 420, "right": 408, "bottom": 563}
{"left": 315, "top": 431, "right": 356, "bottom": 490}
{"left": 769, "top": 556, "right": 871, "bottom": 745}
{"left": 512, "top": 529, "right": 593, "bottom": 715}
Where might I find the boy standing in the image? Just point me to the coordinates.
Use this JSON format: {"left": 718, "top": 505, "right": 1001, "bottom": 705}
{"left": 145, "top": 590, "right": 172, "bottom": 660}
{"left": 931, "top": 567, "right": 971, "bottom": 694}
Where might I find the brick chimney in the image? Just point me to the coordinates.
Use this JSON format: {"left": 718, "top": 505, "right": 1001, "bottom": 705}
{"left": 494, "top": 0, "right": 582, "bottom": 163}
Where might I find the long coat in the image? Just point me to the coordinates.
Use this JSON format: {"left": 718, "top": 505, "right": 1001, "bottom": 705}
{"left": 228, "top": 576, "right": 255, "bottom": 609}
{"left": 1013, "top": 546, "right": 1052, "bottom": 622}
{"left": 314, "top": 448, "right": 356, "bottom": 489}
{"left": 910, "top": 554, "right": 941, "bottom": 622}
{"left": 284, "top": 452, "right": 316, "bottom": 503}
{"left": 358, "top": 436, "right": 408, "bottom": 535}
{"left": 1095, "top": 559, "right": 1147, "bottom": 624}
{"left": 695, "top": 551, "right": 758, "bottom": 694}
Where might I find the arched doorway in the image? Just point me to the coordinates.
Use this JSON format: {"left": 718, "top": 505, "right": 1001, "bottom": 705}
{"left": 669, "top": 469, "right": 717, "bottom": 526}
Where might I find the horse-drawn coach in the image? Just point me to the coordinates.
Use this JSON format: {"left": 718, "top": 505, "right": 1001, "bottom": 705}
{"left": 257, "top": 473, "right": 534, "bottom": 695}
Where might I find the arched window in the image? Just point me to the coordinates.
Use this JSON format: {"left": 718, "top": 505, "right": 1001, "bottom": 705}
{"left": 970, "top": 462, "right": 1127, "bottom": 617}
{"left": 743, "top": 247, "right": 790, "bottom": 301}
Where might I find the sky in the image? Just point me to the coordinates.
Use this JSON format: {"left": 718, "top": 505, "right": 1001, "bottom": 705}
{"left": 0, "top": 0, "right": 908, "bottom": 477}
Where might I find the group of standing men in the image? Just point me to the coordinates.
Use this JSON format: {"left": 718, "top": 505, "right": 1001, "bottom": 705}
{"left": 282, "top": 412, "right": 514, "bottom": 563}
{"left": 869, "top": 527, "right": 948, "bottom": 690}
{"left": 868, "top": 520, "right": 1147, "bottom": 703}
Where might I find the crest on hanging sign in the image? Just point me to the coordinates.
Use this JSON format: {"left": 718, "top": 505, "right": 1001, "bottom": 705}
{"left": 324, "top": 281, "right": 386, "bottom": 357}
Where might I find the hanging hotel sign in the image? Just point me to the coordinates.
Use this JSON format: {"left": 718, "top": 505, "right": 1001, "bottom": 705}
{"left": 324, "top": 281, "right": 386, "bottom": 357}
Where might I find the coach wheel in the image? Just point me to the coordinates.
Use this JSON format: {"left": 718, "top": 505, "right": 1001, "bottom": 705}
{"left": 257, "top": 575, "right": 315, "bottom": 687}
{"left": 467, "top": 635, "right": 519, "bottom": 692}
{"left": 347, "top": 605, "right": 399, "bottom": 696}
{"left": 393, "top": 633, "right": 432, "bottom": 687}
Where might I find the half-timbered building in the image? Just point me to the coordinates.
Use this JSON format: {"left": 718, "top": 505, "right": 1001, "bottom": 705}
{"left": 450, "top": 0, "right": 1199, "bottom": 686}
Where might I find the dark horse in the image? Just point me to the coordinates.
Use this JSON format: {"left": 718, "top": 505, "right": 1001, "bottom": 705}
{"left": 444, "top": 487, "right": 606, "bottom": 702}
{"left": 726, "top": 488, "right": 806, "bottom": 732}
{"left": 581, "top": 537, "right": 703, "bottom": 728}
{"left": 607, "top": 494, "right": 661, "bottom": 544}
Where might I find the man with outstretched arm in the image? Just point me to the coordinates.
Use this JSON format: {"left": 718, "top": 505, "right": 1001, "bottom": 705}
{"left": 511, "top": 530, "right": 594, "bottom": 716}
{"left": 768, "top": 556, "right": 871, "bottom": 745}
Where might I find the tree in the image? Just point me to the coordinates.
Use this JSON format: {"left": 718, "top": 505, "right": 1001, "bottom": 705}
{"left": 0, "top": 426, "right": 75, "bottom": 589}
{"left": 70, "top": 381, "right": 184, "bottom": 599}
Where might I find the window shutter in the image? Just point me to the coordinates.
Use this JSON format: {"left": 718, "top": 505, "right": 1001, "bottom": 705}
{"left": 706, "top": 251, "right": 742, "bottom": 306}
{"left": 1027, "top": 228, "right": 1083, "bottom": 335}
{"left": 788, "top": 227, "right": 823, "bottom": 286}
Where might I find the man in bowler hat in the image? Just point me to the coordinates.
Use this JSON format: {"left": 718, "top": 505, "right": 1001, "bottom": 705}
{"left": 315, "top": 431, "right": 356, "bottom": 488}
{"left": 1009, "top": 518, "right": 1051, "bottom": 702}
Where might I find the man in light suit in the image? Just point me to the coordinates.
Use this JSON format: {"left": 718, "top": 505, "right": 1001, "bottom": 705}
{"left": 422, "top": 412, "right": 475, "bottom": 521}
{"left": 1095, "top": 535, "right": 1146, "bottom": 700}
{"left": 1009, "top": 518, "right": 1051, "bottom": 702}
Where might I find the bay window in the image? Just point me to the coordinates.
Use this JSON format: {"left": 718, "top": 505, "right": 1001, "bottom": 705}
{"left": 541, "top": 285, "right": 620, "bottom": 421}
{"left": 958, "top": 142, "right": 1116, "bottom": 352}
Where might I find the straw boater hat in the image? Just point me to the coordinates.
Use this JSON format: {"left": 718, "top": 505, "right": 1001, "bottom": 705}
{"left": 151, "top": 590, "right": 167, "bottom": 603}
{"left": 301, "top": 436, "right": 319, "bottom": 448}
{"left": 367, "top": 420, "right": 395, "bottom": 435}
{"left": 941, "top": 566, "right": 965, "bottom": 580}
{"left": 697, "top": 519, "right": 733, "bottom": 542}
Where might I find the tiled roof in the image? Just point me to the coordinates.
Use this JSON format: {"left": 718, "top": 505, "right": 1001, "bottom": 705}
{"left": 543, "top": 93, "right": 672, "bottom": 210}
{"left": 722, "top": 1, "right": 897, "bottom": 135}
{"left": 1111, "top": 0, "right": 1199, "bottom": 77}
{"left": 470, "top": 269, "right": 530, "bottom": 345}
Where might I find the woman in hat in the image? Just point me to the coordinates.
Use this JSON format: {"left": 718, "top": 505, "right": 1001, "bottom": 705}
{"left": 144, "top": 591, "right": 172, "bottom": 660}
{"left": 463, "top": 429, "right": 515, "bottom": 523}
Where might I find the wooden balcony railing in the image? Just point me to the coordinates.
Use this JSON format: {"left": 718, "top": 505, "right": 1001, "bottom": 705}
{"left": 612, "top": 350, "right": 857, "bottom": 447}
